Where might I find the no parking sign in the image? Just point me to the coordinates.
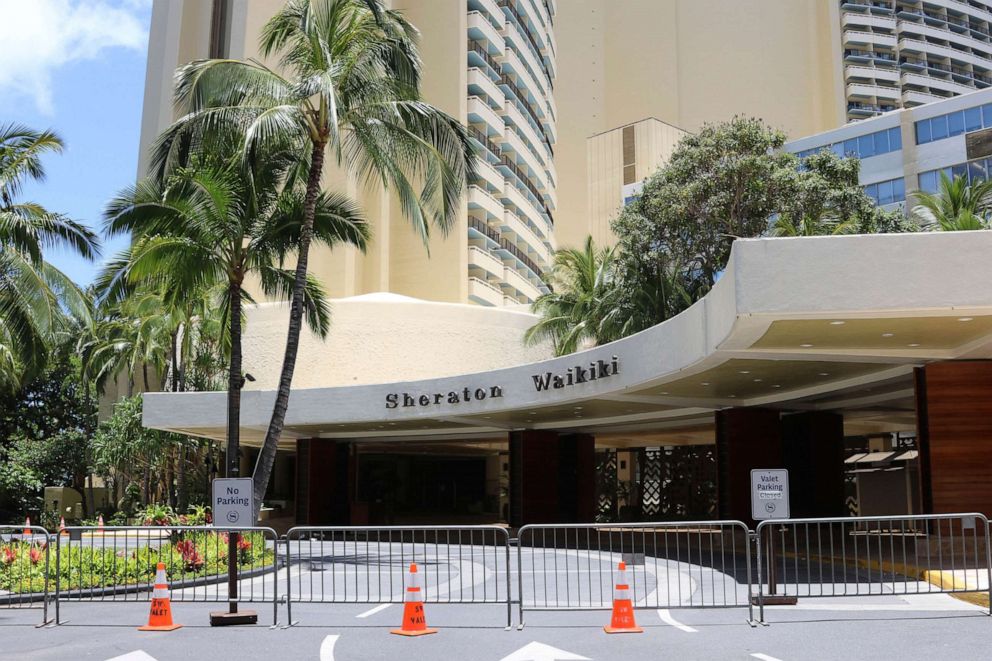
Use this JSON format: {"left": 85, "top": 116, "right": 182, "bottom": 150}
{"left": 750, "top": 469, "right": 790, "bottom": 521}
{"left": 212, "top": 478, "right": 255, "bottom": 527}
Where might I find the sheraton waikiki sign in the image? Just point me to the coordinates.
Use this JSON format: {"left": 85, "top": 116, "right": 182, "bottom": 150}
{"left": 385, "top": 355, "right": 620, "bottom": 409}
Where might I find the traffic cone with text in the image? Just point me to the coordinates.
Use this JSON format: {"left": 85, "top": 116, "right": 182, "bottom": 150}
{"left": 138, "top": 562, "right": 182, "bottom": 631}
{"left": 390, "top": 563, "right": 437, "bottom": 636}
{"left": 604, "top": 562, "right": 643, "bottom": 634}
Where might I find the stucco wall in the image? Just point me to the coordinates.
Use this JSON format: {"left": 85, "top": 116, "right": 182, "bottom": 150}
{"left": 240, "top": 293, "right": 554, "bottom": 390}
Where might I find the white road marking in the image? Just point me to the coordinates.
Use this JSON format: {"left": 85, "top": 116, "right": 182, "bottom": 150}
{"left": 356, "top": 603, "right": 392, "bottom": 618}
{"left": 319, "top": 635, "right": 339, "bottom": 661}
{"left": 106, "top": 652, "right": 158, "bottom": 661}
{"left": 657, "top": 608, "right": 697, "bottom": 632}
{"left": 751, "top": 654, "right": 783, "bottom": 661}
{"left": 499, "top": 642, "right": 590, "bottom": 661}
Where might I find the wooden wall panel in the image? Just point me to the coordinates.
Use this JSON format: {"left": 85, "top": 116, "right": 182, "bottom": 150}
{"left": 916, "top": 361, "right": 992, "bottom": 517}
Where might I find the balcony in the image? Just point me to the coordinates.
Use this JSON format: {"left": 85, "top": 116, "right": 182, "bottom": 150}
{"left": 501, "top": 100, "right": 548, "bottom": 162}
{"left": 472, "top": 156, "right": 505, "bottom": 192}
{"left": 468, "top": 96, "right": 504, "bottom": 136}
{"left": 897, "top": 37, "right": 992, "bottom": 68}
{"left": 847, "top": 82, "right": 901, "bottom": 100}
{"left": 502, "top": 128, "right": 548, "bottom": 188}
{"left": 467, "top": 11, "right": 505, "bottom": 52}
{"left": 496, "top": 237, "right": 543, "bottom": 280}
{"left": 502, "top": 20, "right": 551, "bottom": 99}
{"left": 467, "top": 42, "right": 503, "bottom": 82}
{"left": 897, "top": 21, "right": 992, "bottom": 57}
{"left": 843, "top": 30, "right": 897, "bottom": 48}
{"left": 503, "top": 179, "right": 550, "bottom": 229}
{"left": 468, "top": 67, "right": 504, "bottom": 107}
{"left": 503, "top": 265, "right": 543, "bottom": 301}
{"left": 502, "top": 48, "right": 549, "bottom": 111}
{"left": 903, "top": 89, "right": 947, "bottom": 105}
{"left": 841, "top": 11, "right": 896, "bottom": 29}
{"left": 846, "top": 63, "right": 900, "bottom": 82}
{"left": 468, "top": 216, "right": 501, "bottom": 246}
{"left": 501, "top": 210, "right": 550, "bottom": 265}
{"left": 468, "top": 245, "right": 505, "bottom": 277}
{"left": 469, "top": 0, "right": 503, "bottom": 25}
{"left": 901, "top": 71, "right": 978, "bottom": 94}
{"left": 468, "top": 184, "right": 505, "bottom": 220}
{"left": 468, "top": 276, "right": 504, "bottom": 306}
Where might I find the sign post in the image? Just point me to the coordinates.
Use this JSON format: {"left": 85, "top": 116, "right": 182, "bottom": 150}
{"left": 209, "top": 478, "right": 258, "bottom": 626}
{"left": 750, "top": 469, "right": 796, "bottom": 606}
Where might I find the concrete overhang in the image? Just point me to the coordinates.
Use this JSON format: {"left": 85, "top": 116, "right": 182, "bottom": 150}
{"left": 143, "top": 231, "right": 992, "bottom": 447}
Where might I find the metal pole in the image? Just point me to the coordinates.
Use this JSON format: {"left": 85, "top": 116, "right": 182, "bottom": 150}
{"left": 767, "top": 525, "right": 777, "bottom": 596}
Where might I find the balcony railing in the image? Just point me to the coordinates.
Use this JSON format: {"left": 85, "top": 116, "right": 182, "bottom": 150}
{"left": 497, "top": 0, "right": 553, "bottom": 88}
{"left": 499, "top": 237, "right": 543, "bottom": 278}
{"left": 844, "top": 48, "right": 897, "bottom": 61}
{"left": 499, "top": 74, "right": 553, "bottom": 149}
{"left": 468, "top": 125, "right": 502, "bottom": 158}
{"left": 469, "top": 216, "right": 501, "bottom": 243}
{"left": 468, "top": 40, "right": 502, "bottom": 76}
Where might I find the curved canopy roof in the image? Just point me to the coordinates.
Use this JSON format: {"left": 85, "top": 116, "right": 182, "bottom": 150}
{"left": 143, "top": 231, "right": 992, "bottom": 447}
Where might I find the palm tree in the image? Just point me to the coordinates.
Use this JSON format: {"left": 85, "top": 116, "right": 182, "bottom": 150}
{"left": 525, "top": 237, "right": 619, "bottom": 356}
{"left": 151, "top": 0, "right": 473, "bottom": 509}
{"left": 770, "top": 213, "right": 856, "bottom": 237}
{"left": 912, "top": 172, "right": 992, "bottom": 231}
{"left": 101, "top": 147, "right": 368, "bottom": 502}
{"left": 0, "top": 123, "right": 99, "bottom": 388}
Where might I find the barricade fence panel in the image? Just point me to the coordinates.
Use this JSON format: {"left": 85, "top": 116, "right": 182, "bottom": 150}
{"left": 54, "top": 526, "right": 280, "bottom": 625}
{"left": 284, "top": 526, "right": 512, "bottom": 628}
{"left": 516, "top": 521, "right": 754, "bottom": 625}
{"left": 755, "top": 513, "right": 992, "bottom": 622}
{"left": 0, "top": 525, "right": 52, "bottom": 625}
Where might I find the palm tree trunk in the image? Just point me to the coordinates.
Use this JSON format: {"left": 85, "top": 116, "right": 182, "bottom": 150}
{"left": 143, "top": 364, "right": 150, "bottom": 392}
{"left": 252, "top": 140, "right": 326, "bottom": 516}
{"left": 226, "top": 279, "right": 244, "bottom": 479}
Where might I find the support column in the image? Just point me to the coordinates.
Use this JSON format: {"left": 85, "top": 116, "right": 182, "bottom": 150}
{"left": 509, "top": 430, "right": 559, "bottom": 527}
{"left": 715, "top": 408, "right": 783, "bottom": 524}
{"left": 781, "top": 412, "right": 845, "bottom": 518}
{"left": 559, "top": 433, "right": 596, "bottom": 523}
{"left": 295, "top": 438, "right": 354, "bottom": 525}
{"left": 915, "top": 361, "right": 992, "bottom": 516}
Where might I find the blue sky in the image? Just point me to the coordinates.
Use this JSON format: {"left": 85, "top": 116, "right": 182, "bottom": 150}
{"left": 0, "top": 0, "right": 153, "bottom": 285}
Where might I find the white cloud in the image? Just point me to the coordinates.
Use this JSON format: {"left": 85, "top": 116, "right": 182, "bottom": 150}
{"left": 0, "top": 0, "right": 148, "bottom": 114}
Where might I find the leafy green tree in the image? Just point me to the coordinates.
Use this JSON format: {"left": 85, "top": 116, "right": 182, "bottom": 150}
{"left": 911, "top": 172, "right": 992, "bottom": 231}
{"left": 0, "top": 124, "right": 100, "bottom": 388}
{"left": 772, "top": 149, "right": 910, "bottom": 236}
{"left": 151, "top": 0, "right": 474, "bottom": 511}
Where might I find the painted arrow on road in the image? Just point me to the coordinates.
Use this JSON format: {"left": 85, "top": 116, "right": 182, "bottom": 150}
{"left": 106, "top": 652, "right": 158, "bottom": 661}
{"left": 499, "top": 642, "right": 591, "bottom": 661}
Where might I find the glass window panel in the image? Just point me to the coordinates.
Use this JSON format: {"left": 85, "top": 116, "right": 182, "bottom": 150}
{"left": 919, "top": 171, "right": 936, "bottom": 193}
{"left": 843, "top": 138, "right": 858, "bottom": 156}
{"left": 890, "top": 127, "right": 902, "bottom": 150}
{"left": 948, "top": 111, "right": 965, "bottom": 137}
{"left": 984, "top": 104, "right": 992, "bottom": 127}
{"left": 952, "top": 163, "right": 967, "bottom": 180}
{"left": 832, "top": 143, "right": 845, "bottom": 157}
{"left": 969, "top": 160, "right": 987, "bottom": 183}
{"left": 893, "top": 178, "right": 905, "bottom": 202}
{"left": 858, "top": 134, "right": 876, "bottom": 158}
{"left": 965, "top": 107, "right": 983, "bottom": 132}
{"left": 864, "top": 183, "right": 878, "bottom": 202}
{"left": 878, "top": 180, "right": 894, "bottom": 205}
{"left": 931, "top": 115, "right": 949, "bottom": 140}
{"left": 874, "top": 130, "right": 889, "bottom": 154}
{"left": 916, "top": 120, "right": 932, "bottom": 144}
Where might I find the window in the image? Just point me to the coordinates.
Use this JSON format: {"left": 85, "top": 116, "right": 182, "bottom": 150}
{"left": 948, "top": 111, "right": 965, "bottom": 137}
{"left": 915, "top": 104, "right": 992, "bottom": 145}
{"left": 893, "top": 177, "right": 905, "bottom": 203}
{"left": 874, "top": 129, "right": 889, "bottom": 154}
{"left": 843, "top": 138, "right": 858, "bottom": 156}
{"left": 863, "top": 177, "right": 905, "bottom": 205}
{"left": 877, "top": 180, "right": 894, "bottom": 205}
{"left": 919, "top": 170, "right": 938, "bottom": 193}
{"left": 965, "top": 107, "right": 982, "bottom": 132}
{"left": 931, "top": 115, "right": 949, "bottom": 140}
{"left": 983, "top": 103, "right": 992, "bottom": 127}
{"left": 916, "top": 120, "right": 932, "bottom": 144}
{"left": 858, "top": 134, "right": 875, "bottom": 158}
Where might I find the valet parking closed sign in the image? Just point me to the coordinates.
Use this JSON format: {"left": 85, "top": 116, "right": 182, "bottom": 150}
{"left": 751, "top": 469, "right": 790, "bottom": 520}
{"left": 212, "top": 478, "right": 255, "bottom": 527}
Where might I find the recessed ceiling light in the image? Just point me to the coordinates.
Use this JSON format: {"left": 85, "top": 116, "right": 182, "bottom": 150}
{"left": 659, "top": 391, "right": 669, "bottom": 395}
{"left": 728, "top": 394, "right": 736, "bottom": 398}
{"left": 738, "top": 370, "right": 751, "bottom": 374}
{"left": 907, "top": 343, "right": 920, "bottom": 347}
{"left": 573, "top": 406, "right": 583, "bottom": 410}
{"left": 818, "top": 372, "right": 830, "bottom": 377}
{"left": 958, "top": 317, "right": 974, "bottom": 322}
{"left": 800, "top": 343, "right": 814, "bottom": 348}
{"left": 700, "top": 382, "right": 710, "bottom": 386}
{"left": 882, "top": 332, "right": 894, "bottom": 338}
{"left": 753, "top": 378, "right": 763, "bottom": 382}
{"left": 830, "top": 320, "right": 846, "bottom": 325}
{"left": 771, "top": 384, "right": 782, "bottom": 388}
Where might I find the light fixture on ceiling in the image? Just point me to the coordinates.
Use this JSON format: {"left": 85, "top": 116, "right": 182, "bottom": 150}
{"left": 830, "top": 320, "right": 846, "bottom": 325}
{"left": 800, "top": 343, "right": 814, "bottom": 348}
{"left": 728, "top": 394, "right": 736, "bottom": 398}
{"left": 659, "top": 391, "right": 669, "bottom": 395}
{"left": 958, "top": 317, "right": 974, "bottom": 322}
{"left": 771, "top": 384, "right": 782, "bottom": 389}
{"left": 700, "top": 382, "right": 710, "bottom": 386}
{"left": 907, "top": 343, "right": 920, "bottom": 348}
{"left": 753, "top": 378, "right": 762, "bottom": 382}
{"left": 818, "top": 372, "right": 830, "bottom": 377}
{"left": 882, "top": 332, "right": 894, "bottom": 338}
{"left": 738, "top": 370, "right": 751, "bottom": 374}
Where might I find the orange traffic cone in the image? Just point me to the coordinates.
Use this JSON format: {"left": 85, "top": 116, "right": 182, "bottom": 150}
{"left": 390, "top": 563, "right": 437, "bottom": 636}
{"left": 97, "top": 514, "right": 105, "bottom": 533}
{"left": 59, "top": 517, "right": 67, "bottom": 536}
{"left": 23, "top": 516, "right": 31, "bottom": 536}
{"left": 138, "top": 562, "right": 182, "bottom": 631}
{"left": 604, "top": 562, "right": 643, "bottom": 634}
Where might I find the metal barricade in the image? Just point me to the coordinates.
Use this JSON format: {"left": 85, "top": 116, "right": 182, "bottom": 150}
{"left": 284, "top": 526, "right": 512, "bottom": 628}
{"left": 516, "top": 521, "right": 754, "bottom": 627}
{"left": 755, "top": 514, "right": 992, "bottom": 622}
{"left": 55, "top": 525, "right": 280, "bottom": 625}
{"left": 0, "top": 525, "right": 52, "bottom": 626}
